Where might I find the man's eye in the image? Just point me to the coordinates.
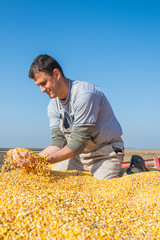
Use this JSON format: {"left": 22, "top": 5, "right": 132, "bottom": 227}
{"left": 41, "top": 82, "right": 46, "bottom": 86}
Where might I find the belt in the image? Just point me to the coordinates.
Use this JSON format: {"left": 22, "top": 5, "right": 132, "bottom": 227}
{"left": 112, "top": 147, "right": 124, "bottom": 154}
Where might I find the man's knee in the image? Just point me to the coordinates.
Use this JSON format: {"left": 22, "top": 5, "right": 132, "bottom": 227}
{"left": 52, "top": 159, "right": 70, "bottom": 171}
{"left": 91, "top": 157, "right": 123, "bottom": 180}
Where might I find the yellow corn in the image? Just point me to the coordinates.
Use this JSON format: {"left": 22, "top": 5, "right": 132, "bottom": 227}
{"left": 0, "top": 148, "right": 160, "bottom": 239}
{"left": 3, "top": 148, "right": 50, "bottom": 176}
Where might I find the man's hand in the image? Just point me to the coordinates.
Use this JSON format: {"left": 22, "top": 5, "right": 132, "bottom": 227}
{"left": 8, "top": 149, "right": 36, "bottom": 168}
{"left": 7, "top": 145, "right": 75, "bottom": 169}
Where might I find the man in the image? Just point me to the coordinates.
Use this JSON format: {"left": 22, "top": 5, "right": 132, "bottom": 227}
{"left": 28, "top": 54, "right": 124, "bottom": 180}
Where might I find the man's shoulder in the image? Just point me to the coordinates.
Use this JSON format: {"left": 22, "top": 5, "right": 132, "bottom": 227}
{"left": 72, "top": 80, "right": 103, "bottom": 97}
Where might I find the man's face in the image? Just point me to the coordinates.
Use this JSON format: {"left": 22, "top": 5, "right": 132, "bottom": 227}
{"left": 33, "top": 71, "right": 60, "bottom": 99}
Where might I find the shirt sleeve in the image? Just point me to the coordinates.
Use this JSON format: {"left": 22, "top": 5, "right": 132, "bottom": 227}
{"left": 73, "top": 92, "right": 101, "bottom": 126}
{"left": 51, "top": 128, "right": 67, "bottom": 149}
{"left": 66, "top": 125, "right": 95, "bottom": 155}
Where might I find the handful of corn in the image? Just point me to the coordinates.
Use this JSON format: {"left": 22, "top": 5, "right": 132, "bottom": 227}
{"left": 2, "top": 148, "right": 50, "bottom": 175}
{"left": 0, "top": 149, "right": 160, "bottom": 239}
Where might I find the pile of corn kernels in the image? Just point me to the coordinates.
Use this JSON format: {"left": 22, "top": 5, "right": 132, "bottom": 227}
{"left": 0, "top": 149, "right": 160, "bottom": 239}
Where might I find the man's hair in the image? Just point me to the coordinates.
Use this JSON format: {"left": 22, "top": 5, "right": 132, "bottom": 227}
{"left": 28, "top": 54, "right": 64, "bottom": 78}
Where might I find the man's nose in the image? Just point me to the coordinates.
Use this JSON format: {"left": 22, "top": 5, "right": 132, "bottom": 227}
{"left": 40, "top": 86, "right": 46, "bottom": 93}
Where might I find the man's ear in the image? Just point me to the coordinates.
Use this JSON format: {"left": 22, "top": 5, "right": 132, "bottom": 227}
{"left": 53, "top": 68, "right": 61, "bottom": 79}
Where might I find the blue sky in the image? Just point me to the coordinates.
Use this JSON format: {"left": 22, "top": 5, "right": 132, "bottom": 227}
{"left": 0, "top": 0, "right": 160, "bottom": 149}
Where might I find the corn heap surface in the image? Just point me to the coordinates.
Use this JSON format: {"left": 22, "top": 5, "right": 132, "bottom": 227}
{"left": 0, "top": 149, "right": 160, "bottom": 239}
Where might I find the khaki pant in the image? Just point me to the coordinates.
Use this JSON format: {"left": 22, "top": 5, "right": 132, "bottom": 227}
{"left": 52, "top": 154, "right": 123, "bottom": 180}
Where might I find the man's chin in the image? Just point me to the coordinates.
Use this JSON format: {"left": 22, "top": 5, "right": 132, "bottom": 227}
{"left": 48, "top": 94, "right": 56, "bottom": 99}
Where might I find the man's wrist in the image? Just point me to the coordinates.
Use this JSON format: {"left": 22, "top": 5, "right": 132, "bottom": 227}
{"left": 46, "top": 155, "right": 56, "bottom": 164}
{"left": 44, "top": 146, "right": 75, "bottom": 165}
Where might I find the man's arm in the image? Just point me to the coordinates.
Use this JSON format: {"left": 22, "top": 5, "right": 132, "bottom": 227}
{"left": 39, "top": 127, "right": 68, "bottom": 159}
{"left": 39, "top": 145, "right": 74, "bottom": 164}
{"left": 38, "top": 126, "right": 67, "bottom": 160}
{"left": 45, "top": 146, "right": 75, "bottom": 164}
{"left": 39, "top": 127, "right": 67, "bottom": 155}
{"left": 40, "top": 125, "right": 94, "bottom": 164}
{"left": 39, "top": 145, "right": 61, "bottom": 156}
